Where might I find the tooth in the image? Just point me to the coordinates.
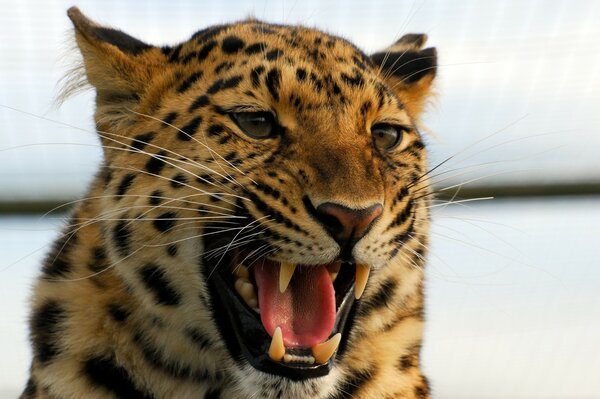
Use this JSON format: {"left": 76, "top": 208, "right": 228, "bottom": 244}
{"left": 355, "top": 264, "right": 370, "bottom": 299}
{"left": 279, "top": 263, "right": 297, "bottom": 293}
{"left": 311, "top": 333, "right": 341, "bottom": 364}
{"left": 235, "top": 264, "right": 249, "bottom": 279}
{"left": 328, "top": 261, "right": 341, "bottom": 282}
{"left": 268, "top": 326, "right": 285, "bottom": 362}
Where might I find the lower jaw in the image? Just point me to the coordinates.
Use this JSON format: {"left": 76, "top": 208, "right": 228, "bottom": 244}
{"left": 203, "top": 252, "right": 358, "bottom": 380}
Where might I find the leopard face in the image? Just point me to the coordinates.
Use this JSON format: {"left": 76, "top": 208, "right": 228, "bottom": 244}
{"left": 26, "top": 7, "right": 436, "bottom": 399}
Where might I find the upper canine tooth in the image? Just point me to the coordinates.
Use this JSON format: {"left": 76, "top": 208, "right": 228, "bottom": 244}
{"left": 311, "top": 333, "right": 341, "bottom": 364}
{"left": 234, "top": 264, "right": 249, "bottom": 279}
{"left": 279, "top": 263, "right": 297, "bottom": 293}
{"left": 268, "top": 326, "right": 285, "bottom": 362}
{"left": 355, "top": 264, "right": 370, "bottom": 299}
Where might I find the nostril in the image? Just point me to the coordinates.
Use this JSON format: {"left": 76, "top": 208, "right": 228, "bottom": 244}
{"left": 311, "top": 201, "right": 383, "bottom": 243}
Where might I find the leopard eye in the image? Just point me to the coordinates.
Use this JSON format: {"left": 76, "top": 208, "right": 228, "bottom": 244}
{"left": 371, "top": 123, "right": 405, "bottom": 152}
{"left": 231, "top": 111, "right": 276, "bottom": 139}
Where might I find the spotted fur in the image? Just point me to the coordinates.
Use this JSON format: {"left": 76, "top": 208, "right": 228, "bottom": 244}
{"left": 22, "top": 7, "right": 437, "bottom": 399}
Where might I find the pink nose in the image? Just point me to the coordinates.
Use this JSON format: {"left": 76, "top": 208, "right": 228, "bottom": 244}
{"left": 315, "top": 202, "right": 383, "bottom": 243}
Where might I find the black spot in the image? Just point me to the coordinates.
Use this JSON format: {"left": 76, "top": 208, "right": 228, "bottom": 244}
{"left": 296, "top": 68, "right": 307, "bottom": 81}
{"left": 181, "top": 51, "right": 198, "bottom": 64}
{"left": 41, "top": 232, "right": 74, "bottom": 279}
{"left": 31, "top": 300, "right": 66, "bottom": 365}
{"left": 116, "top": 173, "right": 136, "bottom": 197}
{"left": 192, "top": 25, "right": 228, "bottom": 43}
{"left": 170, "top": 173, "right": 188, "bottom": 188}
{"left": 250, "top": 65, "right": 266, "bottom": 87}
{"left": 178, "top": 116, "right": 203, "bottom": 141}
{"left": 21, "top": 377, "right": 37, "bottom": 398}
{"left": 341, "top": 71, "right": 364, "bottom": 87}
{"left": 265, "top": 68, "right": 281, "bottom": 101}
{"left": 265, "top": 49, "right": 283, "bottom": 60}
{"left": 138, "top": 263, "right": 181, "bottom": 306}
{"left": 207, "top": 79, "right": 224, "bottom": 94}
{"left": 388, "top": 200, "right": 414, "bottom": 229}
{"left": 214, "top": 61, "right": 234, "bottom": 74}
{"left": 221, "top": 75, "right": 243, "bottom": 90}
{"left": 149, "top": 190, "right": 163, "bottom": 206}
{"left": 162, "top": 111, "right": 178, "bottom": 126}
{"left": 244, "top": 42, "right": 267, "bottom": 55}
{"left": 108, "top": 303, "right": 130, "bottom": 323}
{"left": 197, "top": 174, "right": 215, "bottom": 184}
{"left": 207, "top": 124, "right": 224, "bottom": 137}
{"left": 221, "top": 36, "right": 245, "bottom": 54}
{"left": 113, "top": 220, "right": 131, "bottom": 257}
{"left": 205, "top": 387, "right": 221, "bottom": 399}
{"left": 185, "top": 328, "right": 214, "bottom": 351}
{"left": 177, "top": 71, "right": 204, "bottom": 93}
{"left": 167, "top": 44, "right": 182, "bottom": 62}
{"left": 153, "top": 211, "right": 177, "bottom": 233}
{"left": 197, "top": 40, "right": 217, "bottom": 61}
{"left": 330, "top": 367, "right": 375, "bottom": 399}
{"left": 167, "top": 244, "right": 178, "bottom": 257}
{"left": 83, "top": 355, "right": 153, "bottom": 399}
{"left": 360, "top": 278, "right": 398, "bottom": 315}
{"left": 144, "top": 151, "right": 167, "bottom": 175}
{"left": 131, "top": 132, "right": 155, "bottom": 151}
{"left": 189, "top": 95, "right": 210, "bottom": 113}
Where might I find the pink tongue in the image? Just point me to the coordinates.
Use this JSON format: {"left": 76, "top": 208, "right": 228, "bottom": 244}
{"left": 254, "top": 261, "right": 335, "bottom": 347}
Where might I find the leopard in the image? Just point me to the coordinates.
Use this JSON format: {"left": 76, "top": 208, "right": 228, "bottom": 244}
{"left": 21, "top": 6, "right": 437, "bottom": 399}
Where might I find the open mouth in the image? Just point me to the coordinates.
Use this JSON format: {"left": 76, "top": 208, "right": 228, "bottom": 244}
{"left": 203, "top": 237, "right": 369, "bottom": 379}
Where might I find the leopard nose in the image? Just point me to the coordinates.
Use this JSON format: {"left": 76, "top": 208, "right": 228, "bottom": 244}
{"left": 315, "top": 202, "right": 383, "bottom": 244}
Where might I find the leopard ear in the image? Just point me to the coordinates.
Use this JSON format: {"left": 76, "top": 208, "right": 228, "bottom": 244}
{"left": 371, "top": 34, "right": 437, "bottom": 119}
{"left": 65, "top": 7, "right": 162, "bottom": 130}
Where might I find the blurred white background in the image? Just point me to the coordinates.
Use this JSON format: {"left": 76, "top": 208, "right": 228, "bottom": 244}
{"left": 1, "top": 0, "right": 599, "bottom": 398}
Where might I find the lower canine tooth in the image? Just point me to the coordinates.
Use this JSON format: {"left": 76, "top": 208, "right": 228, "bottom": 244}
{"left": 311, "top": 333, "right": 341, "bottom": 364}
{"left": 268, "top": 326, "right": 285, "bottom": 362}
{"left": 279, "top": 263, "right": 296, "bottom": 293}
{"left": 355, "top": 264, "right": 370, "bottom": 299}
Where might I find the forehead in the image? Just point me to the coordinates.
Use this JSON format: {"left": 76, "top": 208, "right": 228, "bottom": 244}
{"left": 163, "top": 20, "right": 404, "bottom": 116}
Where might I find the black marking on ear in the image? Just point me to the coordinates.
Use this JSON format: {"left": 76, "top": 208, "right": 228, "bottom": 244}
{"left": 178, "top": 116, "right": 203, "bottom": 141}
{"left": 144, "top": 151, "right": 167, "bottom": 175}
{"left": 245, "top": 42, "right": 267, "bottom": 55}
{"left": 330, "top": 366, "right": 375, "bottom": 399}
{"left": 139, "top": 263, "right": 181, "bottom": 306}
{"left": 31, "top": 300, "right": 66, "bottom": 365}
{"left": 221, "top": 36, "right": 245, "bottom": 54}
{"left": 89, "top": 26, "right": 153, "bottom": 56}
{"left": 197, "top": 40, "right": 217, "bottom": 61}
{"left": 21, "top": 377, "right": 37, "bottom": 398}
{"left": 131, "top": 132, "right": 155, "bottom": 151}
{"left": 113, "top": 220, "right": 132, "bottom": 257}
{"left": 108, "top": 303, "right": 130, "bottom": 323}
{"left": 177, "top": 71, "right": 204, "bottom": 93}
{"left": 265, "top": 68, "right": 281, "bottom": 101}
{"left": 83, "top": 355, "right": 153, "bottom": 399}
{"left": 149, "top": 190, "right": 163, "bottom": 206}
{"left": 116, "top": 173, "right": 136, "bottom": 197}
{"left": 153, "top": 211, "right": 177, "bottom": 233}
{"left": 250, "top": 65, "right": 266, "bottom": 87}
{"left": 162, "top": 111, "right": 178, "bottom": 126}
{"left": 371, "top": 47, "right": 437, "bottom": 84}
{"left": 396, "top": 33, "right": 427, "bottom": 48}
{"left": 189, "top": 95, "right": 210, "bottom": 113}
{"left": 192, "top": 24, "right": 228, "bottom": 43}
